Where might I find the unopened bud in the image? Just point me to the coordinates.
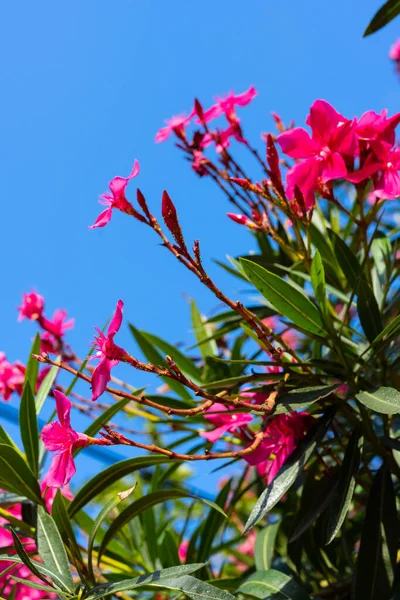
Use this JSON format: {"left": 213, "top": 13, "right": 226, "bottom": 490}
{"left": 230, "top": 177, "right": 252, "bottom": 190}
{"left": 227, "top": 213, "right": 258, "bottom": 229}
{"left": 136, "top": 189, "right": 152, "bottom": 220}
{"left": 162, "top": 190, "right": 186, "bottom": 249}
{"left": 194, "top": 98, "right": 204, "bottom": 122}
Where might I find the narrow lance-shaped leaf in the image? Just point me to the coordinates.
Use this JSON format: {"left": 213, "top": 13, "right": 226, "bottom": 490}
{"left": 190, "top": 299, "right": 218, "bottom": 359}
{"left": 324, "top": 426, "right": 363, "bottom": 545}
{"left": 356, "top": 387, "right": 400, "bottom": 415}
{"left": 254, "top": 522, "right": 280, "bottom": 571}
{"left": 272, "top": 384, "right": 338, "bottom": 415}
{"left": 240, "top": 259, "right": 326, "bottom": 336}
{"left": 357, "top": 279, "right": 383, "bottom": 343}
{"left": 37, "top": 506, "right": 74, "bottom": 593}
{"left": 35, "top": 360, "right": 59, "bottom": 415}
{"left": 23, "top": 333, "right": 41, "bottom": 393}
{"left": 237, "top": 569, "right": 310, "bottom": 600}
{"left": 364, "top": 0, "right": 400, "bottom": 36}
{"left": 244, "top": 408, "right": 335, "bottom": 532}
{"left": 19, "top": 383, "right": 39, "bottom": 478}
{"left": 311, "top": 250, "right": 328, "bottom": 318}
{"left": 0, "top": 444, "right": 42, "bottom": 504}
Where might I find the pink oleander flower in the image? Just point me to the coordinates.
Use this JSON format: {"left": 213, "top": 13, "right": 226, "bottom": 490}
{"left": 200, "top": 403, "right": 253, "bottom": 443}
{"left": 355, "top": 109, "right": 400, "bottom": 148}
{"left": 41, "top": 473, "right": 73, "bottom": 512}
{"left": 41, "top": 390, "right": 89, "bottom": 487}
{"left": 0, "top": 353, "right": 25, "bottom": 401}
{"left": 244, "top": 412, "right": 315, "bottom": 484}
{"left": 201, "top": 86, "right": 257, "bottom": 124}
{"left": 90, "top": 300, "right": 127, "bottom": 401}
{"left": 0, "top": 494, "right": 56, "bottom": 599}
{"left": 41, "top": 309, "right": 74, "bottom": 338}
{"left": 156, "top": 112, "right": 194, "bottom": 143}
{"left": 390, "top": 39, "right": 400, "bottom": 60}
{"left": 90, "top": 161, "right": 140, "bottom": 229}
{"left": 278, "top": 100, "right": 356, "bottom": 209}
{"left": 346, "top": 144, "right": 400, "bottom": 200}
{"left": 178, "top": 540, "right": 189, "bottom": 562}
{"left": 17, "top": 291, "right": 44, "bottom": 322}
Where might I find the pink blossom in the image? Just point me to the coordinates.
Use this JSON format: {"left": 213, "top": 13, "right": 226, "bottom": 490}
{"left": 41, "top": 309, "right": 74, "bottom": 338}
{"left": 41, "top": 390, "right": 89, "bottom": 487}
{"left": 389, "top": 39, "right": 400, "bottom": 68}
{"left": 244, "top": 412, "right": 315, "bottom": 484}
{"left": 17, "top": 291, "right": 44, "bottom": 322}
{"left": 41, "top": 473, "right": 73, "bottom": 512}
{"left": 90, "top": 300, "right": 127, "bottom": 401}
{"left": 201, "top": 86, "right": 257, "bottom": 124}
{"left": 156, "top": 113, "right": 194, "bottom": 143}
{"left": 278, "top": 100, "right": 356, "bottom": 209}
{"left": 200, "top": 403, "right": 253, "bottom": 443}
{"left": 178, "top": 540, "right": 189, "bottom": 562}
{"left": 346, "top": 144, "right": 400, "bottom": 200}
{"left": 0, "top": 354, "right": 25, "bottom": 401}
{"left": 90, "top": 161, "right": 140, "bottom": 229}
{"left": 355, "top": 109, "right": 400, "bottom": 148}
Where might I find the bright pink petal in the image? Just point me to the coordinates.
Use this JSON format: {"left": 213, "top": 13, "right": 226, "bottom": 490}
{"left": 155, "top": 126, "right": 172, "bottom": 143}
{"left": 320, "top": 152, "right": 347, "bottom": 183}
{"left": 202, "top": 104, "right": 223, "bottom": 123}
{"left": 109, "top": 160, "right": 140, "bottom": 199}
{"left": 89, "top": 207, "right": 113, "bottom": 229}
{"left": 374, "top": 170, "right": 400, "bottom": 200}
{"left": 234, "top": 85, "right": 257, "bottom": 106}
{"left": 308, "top": 100, "right": 347, "bottom": 145}
{"left": 345, "top": 162, "right": 381, "bottom": 183}
{"left": 107, "top": 299, "right": 124, "bottom": 338}
{"left": 277, "top": 128, "right": 317, "bottom": 159}
{"left": 286, "top": 158, "right": 320, "bottom": 209}
{"left": 91, "top": 357, "right": 112, "bottom": 401}
{"left": 54, "top": 390, "right": 71, "bottom": 428}
{"left": 200, "top": 424, "right": 231, "bottom": 443}
{"left": 46, "top": 449, "right": 76, "bottom": 488}
{"left": 266, "top": 437, "right": 296, "bottom": 484}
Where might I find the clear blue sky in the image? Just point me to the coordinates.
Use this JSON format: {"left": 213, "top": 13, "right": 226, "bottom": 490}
{"left": 1, "top": 0, "right": 399, "bottom": 492}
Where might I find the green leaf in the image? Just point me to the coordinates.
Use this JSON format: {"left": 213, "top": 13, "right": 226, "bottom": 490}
{"left": 88, "top": 485, "right": 136, "bottom": 579}
{"left": 363, "top": 313, "right": 400, "bottom": 353}
{"left": 37, "top": 506, "right": 74, "bottom": 592}
{"left": 196, "top": 479, "right": 231, "bottom": 563}
{"left": 356, "top": 387, "right": 400, "bottom": 414}
{"left": 83, "top": 564, "right": 205, "bottom": 599}
{"left": 353, "top": 466, "right": 398, "bottom": 598}
{"left": 140, "top": 331, "right": 202, "bottom": 382}
{"left": 324, "top": 427, "right": 363, "bottom": 544}
{"left": 23, "top": 334, "right": 41, "bottom": 393}
{"left": 364, "top": 0, "right": 400, "bottom": 35}
{"left": 240, "top": 259, "right": 326, "bottom": 336}
{"left": 19, "top": 383, "right": 39, "bottom": 478}
{"left": 7, "top": 577, "right": 60, "bottom": 595}
{"left": 310, "top": 250, "right": 328, "bottom": 317}
{"left": 237, "top": 569, "right": 310, "bottom": 599}
{"left": 328, "top": 229, "right": 363, "bottom": 290}
{"left": 129, "top": 324, "right": 191, "bottom": 400}
{"left": 52, "top": 491, "right": 83, "bottom": 569}
{"left": 35, "top": 360, "right": 59, "bottom": 415}
{"left": 0, "top": 555, "right": 71, "bottom": 595}
{"left": 272, "top": 385, "right": 338, "bottom": 415}
{"left": 148, "top": 575, "right": 236, "bottom": 599}
{"left": 0, "top": 444, "right": 42, "bottom": 503}
{"left": 191, "top": 299, "right": 218, "bottom": 359}
{"left": 10, "top": 528, "right": 51, "bottom": 586}
{"left": 0, "top": 425, "right": 20, "bottom": 451}
{"left": 98, "top": 490, "right": 226, "bottom": 562}
{"left": 254, "top": 522, "right": 280, "bottom": 571}
{"left": 69, "top": 456, "right": 180, "bottom": 517}
{"left": 244, "top": 409, "right": 335, "bottom": 532}
{"left": 357, "top": 279, "right": 383, "bottom": 343}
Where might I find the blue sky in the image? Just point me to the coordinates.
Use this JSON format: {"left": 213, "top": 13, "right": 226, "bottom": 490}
{"left": 0, "top": 0, "right": 399, "bottom": 492}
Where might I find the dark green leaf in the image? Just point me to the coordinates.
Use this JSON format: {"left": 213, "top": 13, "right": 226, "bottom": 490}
{"left": 84, "top": 564, "right": 205, "bottom": 599}
{"left": 324, "top": 426, "right": 362, "bottom": 544}
{"left": 272, "top": 385, "right": 338, "bottom": 415}
{"left": 328, "top": 229, "right": 363, "bottom": 290}
{"left": 69, "top": 456, "right": 181, "bottom": 517}
{"left": 364, "top": 0, "right": 400, "bottom": 35}
{"left": 23, "top": 334, "right": 41, "bottom": 393}
{"left": 363, "top": 313, "right": 400, "bottom": 353}
{"left": 10, "top": 529, "right": 51, "bottom": 586}
{"left": 310, "top": 250, "right": 328, "bottom": 317}
{"left": 140, "top": 331, "right": 202, "bottom": 382}
{"left": 240, "top": 259, "right": 326, "bottom": 336}
{"left": 0, "top": 444, "right": 42, "bottom": 504}
{"left": 19, "top": 383, "right": 39, "bottom": 478}
{"left": 357, "top": 279, "right": 383, "bottom": 343}
{"left": 0, "top": 555, "right": 71, "bottom": 595}
{"left": 52, "top": 491, "right": 83, "bottom": 569}
{"left": 37, "top": 506, "right": 74, "bottom": 592}
{"left": 237, "top": 569, "right": 310, "bottom": 599}
{"left": 148, "top": 575, "right": 236, "bottom": 599}
{"left": 129, "top": 324, "right": 191, "bottom": 400}
{"left": 8, "top": 577, "right": 60, "bottom": 594}
{"left": 356, "top": 386, "right": 400, "bottom": 414}
{"left": 353, "top": 466, "right": 398, "bottom": 599}
{"left": 254, "top": 522, "right": 280, "bottom": 571}
{"left": 191, "top": 299, "right": 218, "bottom": 359}
{"left": 244, "top": 409, "right": 335, "bottom": 532}
{"left": 196, "top": 479, "right": 231, "bottom": 563}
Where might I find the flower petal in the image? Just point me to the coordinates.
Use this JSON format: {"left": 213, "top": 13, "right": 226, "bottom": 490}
{"left": 89, "top": 207, "right": 113, "bottom": 229}
{"left": 91, "top": 357, "right": 112, "bottom": 401}
{"left": 46, "top": 449, "right": 76, "bottom": 488}
{"left": 107, "top": 299, "right": 124, "bottom": 338}
{"left": 53, "top": 390, "right": 71, "bottom": 428}
{"left": 200, "top": 424, "right": 231, "bottom": 443}
{"left": 277, "top": 128, "right": 317, "bottom": 159}
{"left": 320, "top": 152, "right": 347, "bottom": 183}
